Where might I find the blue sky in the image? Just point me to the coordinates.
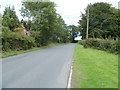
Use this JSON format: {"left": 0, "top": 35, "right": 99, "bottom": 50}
{"left": 0, "top": 0, "right": 119, "bottom": 26}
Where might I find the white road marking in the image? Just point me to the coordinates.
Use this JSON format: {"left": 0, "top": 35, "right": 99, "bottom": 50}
{"left": 67, "top": 66, "right": 72, "bottom": 88}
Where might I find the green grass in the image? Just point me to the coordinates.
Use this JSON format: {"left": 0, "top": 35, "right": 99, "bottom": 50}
{"left": 1, "top": 43, "right": 65, "bottom": 58}
{"left": 72, "top": 44, "right": 118, "bottom": 88}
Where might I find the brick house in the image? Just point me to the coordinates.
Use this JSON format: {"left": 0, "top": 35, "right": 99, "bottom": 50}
{"left": 21, "top": 23, "right": 29, "bottom": 36}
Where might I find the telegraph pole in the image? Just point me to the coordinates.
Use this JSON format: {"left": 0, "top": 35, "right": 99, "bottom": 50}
{"left": 86, "top": 5, "right": 89, "bottom": 39}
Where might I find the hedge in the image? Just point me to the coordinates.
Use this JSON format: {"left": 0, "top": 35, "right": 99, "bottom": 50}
{"left": 78, "top": 38, "right": 119, "bottom": 54}
{"left": 30, "top": 31, "right": 42, "bottom": 47}
{"left": 2, "top": 31, "right": 36, "bottom": 51}
{"left": 14, "top": 27, "right": 23, "bottom": 32}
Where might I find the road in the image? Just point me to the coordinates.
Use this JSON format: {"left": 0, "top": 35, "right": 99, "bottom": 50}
{"left": 2, "top": 44, "right": 76, "bottom": 88}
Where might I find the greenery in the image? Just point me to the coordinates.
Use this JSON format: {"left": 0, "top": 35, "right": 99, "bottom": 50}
{"left": 30, "top": 31, "right": 41, "bottom": 47}
{"left": 1, "top": 2, "right": 72, "bottom": 53}
{"left": 1, "top": 1, "right": 119, "bottom": 88}
{"left": 14, "top": 27, "right": 23, "bottom": 32}
{"left": 67, "top": 25, "right": 79, "bottom": 43}
{"left": 21, "top": 1, "right": 69, "bottom": 45}
{"left": 78, "top": 2, "right": 120, "bottom": 39}
{"left": 2, "top": 6, "right": 19, "bottom": 31}
{"left": 78, "top": 38, "right": 119, "bottom": 54}
{"left": 2, "top": 31, "right": 36, "bottom": 51}
{"left": 72, "top": 44, "right": 118, "bottom": 88}
{"left": 73, "top": 3, "right": 119, "bottom": 88}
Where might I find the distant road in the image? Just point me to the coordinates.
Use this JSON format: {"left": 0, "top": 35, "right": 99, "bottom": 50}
{"left": 2, "top": 44, "right": 76, "bottom": 88}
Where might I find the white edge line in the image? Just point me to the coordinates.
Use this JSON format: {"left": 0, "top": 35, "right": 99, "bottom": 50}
{"left": 67, "top": 66, "right": 72, "bottom": 88}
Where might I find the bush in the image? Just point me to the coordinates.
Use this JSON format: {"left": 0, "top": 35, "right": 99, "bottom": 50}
{"left": 2, "top": 32, "right": 36, "bottom": 51}
{"left": 30, "top": 31, "right": 41, "bottom": 47}
{"left": 2, "top": 26, "right": 11, "bottom": 32}
{"left": 78, "top": 40, "right": 86, "bottom": 46}
{"left": 78, "top": 38, "right": 119, "bottom": 53}
{"left": 14, "top": 28, "right": 23, "bottom": 32}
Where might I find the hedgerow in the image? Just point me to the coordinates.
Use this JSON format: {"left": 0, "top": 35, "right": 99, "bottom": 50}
{"left": 2, "top": 31, "right": 36, "bottom": 51}
{"left": 30, "top": 31, "right": 42, "bottom": 47}
{"left": 78, "top": 38, "right": 119, "bottom": 54}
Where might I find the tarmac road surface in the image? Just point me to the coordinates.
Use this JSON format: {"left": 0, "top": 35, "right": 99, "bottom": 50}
{"left": 2, "top": 44, "right": 76, "bottom": 88}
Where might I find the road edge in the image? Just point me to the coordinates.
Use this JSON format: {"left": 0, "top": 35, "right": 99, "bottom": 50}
{"left": 2, "top": 43, "right": 69, "bottom": 59}
{"left": 67, "top": 66, "right": 73, "bottom": 88}
{"left": 67, "top": 44, "right": 76, "bottom": 88}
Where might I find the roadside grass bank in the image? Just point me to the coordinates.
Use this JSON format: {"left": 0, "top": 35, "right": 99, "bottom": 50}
{"left": 72, "top": 44, "right": 118, "bottom": 88}
{"left": 1, "top": 43, "right": 67, "bottom": 58}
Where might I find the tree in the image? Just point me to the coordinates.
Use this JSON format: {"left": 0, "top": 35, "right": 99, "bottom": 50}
{"left": 2, "top": 6, "right": 19, "bottom": 31}
{"left": 52, "top": 14, "right": 69, "bottom": 43}
{"left": 21, "top": 1, "right": 69, "bottom": 45}
{"left": 21, "top": 2, "right": 57, "bottom": 45}
{"left": 68, "top": 25, "right": 79, "bottom": 42}
{"left": 78, "top": 2, "right": 119, "bottom": 39}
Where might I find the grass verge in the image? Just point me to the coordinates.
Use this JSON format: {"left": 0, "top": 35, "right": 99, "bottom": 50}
{"left": 72, "top": 44, "right": 118, "bottom": 88}
{"left": 1, "top": 43, "right": 65, "bottom": 58}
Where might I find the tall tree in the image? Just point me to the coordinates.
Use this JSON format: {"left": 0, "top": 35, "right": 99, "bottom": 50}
{"left": 78, "top": 2, "right": 119, "bottom": 39}
{"left": 52, "top": 14, "right": 69, "bottom": 43}
{"left": 2, "top": 6, "right": 19, "bottom": 31}
{"left": 21, "top": 1, "right": 69, "bottom": 45}
{"left": 21, "top": 2, "right": 58, "bottom": 45}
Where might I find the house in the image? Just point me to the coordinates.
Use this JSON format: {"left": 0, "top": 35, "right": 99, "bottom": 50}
{"left": 21, "top": 23, "right": 29, "bottom": 36}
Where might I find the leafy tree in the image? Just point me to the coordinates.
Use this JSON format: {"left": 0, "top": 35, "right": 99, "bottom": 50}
{"left": 79, "top": 2, "right": 119, "bottom": 39}
{"left": 21, "top": 2, "right": 57, "bottom": 45}
{"left": 2, "top": 6, "right": 19, "bottom": 31}
{"left": 21, "top": 1, "right": 69, "bottom": 45}
{"left": 68, "top": 25, "right": 79, "bottom": 42}
{"left": 52, "top": 14, "right": 69, "bottom": 43}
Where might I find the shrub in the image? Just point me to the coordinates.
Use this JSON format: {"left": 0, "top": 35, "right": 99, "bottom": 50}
{"left": 30, "top": 31, "right": 41, "bottom": 47}
{"left": 78, "top": 38, "right": 119, "bottom": 53}
{"left": 78, "top": 40, "right": 86, "bottom": 47}
{"left": 14, "top": 28, "right": 23, "bottom": 32}
{"left": 2, "top": 26, "right": 11, "bottom": 32}
{"left": 2, "top": 32, "right": 36, "bottom": 51}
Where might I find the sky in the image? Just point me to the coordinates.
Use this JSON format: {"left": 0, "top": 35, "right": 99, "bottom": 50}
{"left": 52, "top": 0, "right": 119, "bottom": 25}
{"left": 0, "top": 0, "right": 119, "bottom": 26}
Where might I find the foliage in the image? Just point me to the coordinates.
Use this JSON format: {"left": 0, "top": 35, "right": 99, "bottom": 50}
{"left": 2, "top": 31, "right": 36, "bottom": 51}
{"left": 2, "top": 2, "right": 70, "bottom": 52}
{"left": 2, "top": 26, "right": 11, "bottom": 32}
{"left": 68, "top": 25, "right": 79, "bottom": 43}
{"left": 21, "top": 2, "right": 69, "bottom": 45}
{"left": 2, "top": 6, "right": 19, "bottom": 31}
{"left": 30, "top": 31, "right": 42, "bottom": 47}
{"left": 78, "top": 38, "right": 119, "bottom": 53}
{"left": 51, "top": 14, "right": 69, "bottom": 43}
{"left": 78, "top": 2, "right": 120, "bottom": 39}
{"left": 14, "top": 27, "right": 23, "bottom": 32}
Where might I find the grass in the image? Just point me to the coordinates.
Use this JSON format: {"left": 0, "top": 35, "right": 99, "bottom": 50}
{"left": 72, "top": 44, "right": 118, "bottom": 88}
{"left": 1, "top": 43, "right": 65, "bottom": 58}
